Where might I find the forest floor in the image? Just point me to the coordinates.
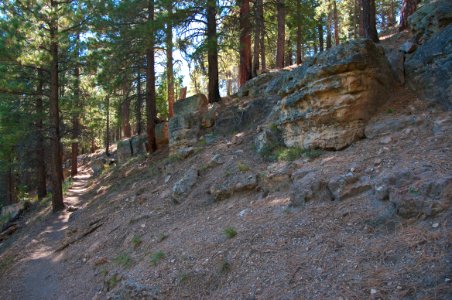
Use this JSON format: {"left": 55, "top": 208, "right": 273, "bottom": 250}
{"left": 0, "top": 33, "right": 451, "bottom": 299}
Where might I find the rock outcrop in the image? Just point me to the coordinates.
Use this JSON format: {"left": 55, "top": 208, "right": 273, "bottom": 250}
{"left": 169, "top": 94, "right": 215, "bottom": 154}
{"left": 405, "top": 0, "right": 452, "bottom": 110}
{"left": 277, "top": 39, "right": 393, "bottom": 150}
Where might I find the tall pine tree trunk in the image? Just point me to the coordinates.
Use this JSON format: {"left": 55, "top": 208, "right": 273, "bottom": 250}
{"left": 146, "top": 0, "right": 157, "bottom": 152}
{"left": 105, "top": 95, "right": 110, "bottom": 156}
{"left": 333, "top": 0, "right": 340, "bottom": 45}
{"left": 318, "top": 21, "right": 324, "bottom": 52}
{"left": 258, "top": 0, "right": 266, "bottom": 71}
{"left": 49, "top": 0, "right": 64, "bottom": 211}
{"left": 285, "top": 38, "right": 292, "bottom": 66}
{"left": 71, "top": 33, "right": 81, "bottom": 177}
{"left": 36, "top": 69, "right": 47, "bottom": 200}
{"left": 399, "top": 0, "right": 417, "bottom": 31}
{"left": 326, "top": 3, "right": 332, "bottom": 49}
{"left": 136, "top": 65, "right": 143, "bottom": 134}
{"left": 362, "top": 0, "right": 379, "bottom": 42}
{"left": 122, "top": 95, "right": 132, "bottom": 138}
{"left": 296, "top": 0, "right": 303, "bottom": 65}
{"left": 207, "top": 0, "right": 221, "bottom": 102}
{"left": 276, "top": 0, "right": 285, "bottom": 68}
{"left": 252, "top": 0, "right": 260, "bottom": 77}
{"left": 239, "top": 0, "right": 252, "bottom": 86}
{"left": 166, "top": 1, "right": 174, "bottom": 118}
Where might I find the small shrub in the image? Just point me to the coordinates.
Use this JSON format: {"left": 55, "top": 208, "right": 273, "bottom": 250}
{"left": 237, "top": 162, "right": 250, "bottom": 172}
{"left": 114, "top": 253, "right": 133, "bottom": 268}
{"left": 168, "top": 153, "right": 184, "bottom": 163}
{"left": 224, "top": 227, "right": 237, "bottom": 239}
{"left": 150, "top": 251, "right": 165, "bottom": 266}
{"left": 131, "top": 235, "right": 142, "bottom": 248}
{"left": 275, "top": 147, "right": 304, "bottom": 161}
{"left": 386, "top": 108, "right": 395, "bottom": 114}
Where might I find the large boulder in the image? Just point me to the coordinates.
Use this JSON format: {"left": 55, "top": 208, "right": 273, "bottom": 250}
{"left": 117, "top": 139, "right": 132, "bottom": 164}
{"left": 277, "top": 39, "right": 393, "bottom": 150}
{"left": 155, "top": 122, "right": 169, "bottom": 147}
{"left": 169, "top": 94, "right": 214, "bottom": 154}
{"left": 173, "top": 93, "right": 208, "bottom": 115}
{"left": 405, "top": 0, "right": 452, "bottom": 110}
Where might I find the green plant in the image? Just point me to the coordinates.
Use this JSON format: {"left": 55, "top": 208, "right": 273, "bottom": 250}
{"left": 150, "top": 251, "right": 165, "bottom": 266}
{"left": 219, "top": 260, "right": 231, "bottom": 273}
{"left": 237, "top": 162, "right": 250, "bottom": 172}
{"left": 131, "top": 235, "right": 142, "bottom": 248}
{"left": 409, "top": 187, "right": 420, "bottom": 196}
{"left": 106, "top": 274, "right": 119, "bottom": 290}
{"left": 168, "top": 153, "right": 184, "bottom": 163}
{"left": 63, "top": 177, "right": 73, "bottom": 194}
{"left": 303, "top": 149, "right": 323, "bottom": 159}
{"left": 114, "top": 253, "right": 133, "bottom": 268}
{"left": 275, "top": 147, "right": 304, "bottom": 161}
{"left": 386, "top": 108, "right": 395, "bottom": 114}
{"left": 224, "top": 227, "right": 237, "bottom": 239}
{"left": 179, "top": 272, "right": 189, "bottom": 283}
{"left": 100, "top": 268, "right": 109, "bottom": 277}
{"left": 157, "top": 233, "right": 168, "bottom": 242}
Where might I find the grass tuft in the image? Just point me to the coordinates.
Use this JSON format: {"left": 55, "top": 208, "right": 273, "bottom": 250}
{"left": 224, "top": 227, "right": 237, "bottom": 239}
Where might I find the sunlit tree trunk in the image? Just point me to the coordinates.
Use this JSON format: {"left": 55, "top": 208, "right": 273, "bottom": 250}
{"left": 239, "top": 0, "right": 252, "bottom": 86}
{"left": 276, "top": 0, "right": 285, "bottom": 68}
{"left": 399, "top": 0, "right": 417, "bottom": 31}
{"left": 362, "top": 0, "right": 379, "bottom": 42}
{"left": 258, "top": 0, "right": 266, "bottom": 71}
{"left": 49, "top": 0, "right": 64, "bottom": 211}
{"left": 252, "top": 0, "right": 260, "bottom": 77}
{"left": 333, "top": 0, "right": 340, "bottom": 45}
{"left": 296, "top": 0, "right": 303, "bottom": 64}
{"left": 207, "top": 0, "right": 221, "bottom": 102}
{"left": 71, "top": 33, "right": 81, "bottom": 177}
{"left": 146, "top": 0, "right": 157, "bottom": 152}
{"left": 166, "top": 1, "right": 174, "bottom": 117}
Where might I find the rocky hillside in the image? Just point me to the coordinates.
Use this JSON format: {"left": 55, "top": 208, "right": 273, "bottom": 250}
{"left": 0, "top": 1, "right": 451, "bottom": 299}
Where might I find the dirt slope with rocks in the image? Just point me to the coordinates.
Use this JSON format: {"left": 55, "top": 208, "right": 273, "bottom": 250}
{"left": 1, "top": 8, "right": 452, "bottom": 299}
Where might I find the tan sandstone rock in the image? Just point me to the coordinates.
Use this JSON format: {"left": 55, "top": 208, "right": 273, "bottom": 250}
{"left": 278, "top": 39, "right": 393, "bottom": 150}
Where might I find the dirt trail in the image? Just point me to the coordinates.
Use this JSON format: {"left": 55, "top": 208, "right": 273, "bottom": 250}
{"left": 0, "top": 169, "right": 93, "bottom": 300}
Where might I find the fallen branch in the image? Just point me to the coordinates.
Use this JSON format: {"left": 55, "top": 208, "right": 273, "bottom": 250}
{"left": 55, "top": 220, "right": 103, "bottom": 252}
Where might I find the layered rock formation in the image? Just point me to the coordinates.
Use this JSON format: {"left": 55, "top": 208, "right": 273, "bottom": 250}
{"left": 277, "top": 39, "right": 393, "bottom": 150}
{"left": 405, "top": 0, "right": 452, "bottom": 110}
{"left": 169, "top": 94, "right": 215, "bottom": 154}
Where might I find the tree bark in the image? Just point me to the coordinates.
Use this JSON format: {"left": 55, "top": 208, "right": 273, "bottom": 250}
{"left": 296, "top": 0, "right": 302, "bottom": 65}
{"left": 318, "top": 21, "right": 324, "bottom": 52}
{"left": 71, "top": 33, "right": 81, "bottom": 177}
{"left": 49, "top": 0, "right": 64, "bottom": 211}
{"left": 361, "top": 0, "right": 379, "bottom": 42}
{"left": 333, "top": 0, "right": 340, "bottom": 45}
{"left": 146, "top": 0, "right": 157, "bottom": 152}
{"left": 239, "top": 0, "right": 252, "bottom": 86}
{"left": 166, "top": 1, "right": 175, "bottom": 118}
{"left": 122, "top": 95, "right": 131, "bottom": 138}
{"left": 207, "top": 0, "right": 221, "bottom": 102}
{"left": 399, "top": 0, "right": 417, "bottom": 31}
{"left": 36, "top": 69, "right": 47, "bottom": 200}
{"left": 276, "top": 0, "right": 285, "bottom": 69}
{"left": 285, "top": 38, "right": 292, "bottom": 66}
{"left": 252, "top": 0, "right": 260, "bottom": 77}
{"left": 105, "top": 95, "right": 110, "bottom": 156}
{"left": 258, "top": 0, "right": 266, "bottom": 71}
{"left": 326, "top": 3, "right": 332, "bottom": 49}
{"left": 136, "top": 65, "right": 143, "bottom": 134}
